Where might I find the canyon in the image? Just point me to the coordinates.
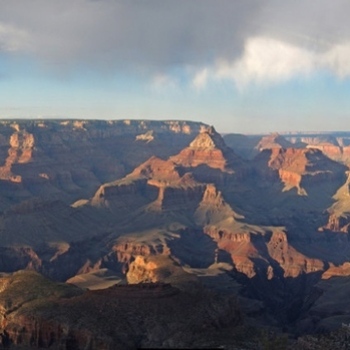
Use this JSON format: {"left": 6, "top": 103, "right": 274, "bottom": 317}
{"left": 0, "top": 119, "right": 350, "bottom": 348}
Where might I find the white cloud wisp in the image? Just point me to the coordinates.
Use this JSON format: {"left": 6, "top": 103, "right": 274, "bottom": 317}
{"left": 192, "top": 37, "right": 350, "bottom": 89}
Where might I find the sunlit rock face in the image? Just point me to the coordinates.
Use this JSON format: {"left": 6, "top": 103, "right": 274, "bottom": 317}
{"left": 254, "top": 147, "right": 346, "bottom": 194}
{"left": 2, "top": 121, "right": 350, "bottom": 340}
{"left": 170, "top": 126, "right": 243, "bottom": 172}
{"left": 0, "top": 119, "right": 208, "bottom": 210}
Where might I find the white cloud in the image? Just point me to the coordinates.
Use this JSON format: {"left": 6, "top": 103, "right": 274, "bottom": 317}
{"left": 215, "top": 37, "right": 316, "bottom": 88}
{"left": 1, "top": 0, "right": 350, "bottom": 86}
{"left": 191, "top": 36, "right": 350, "bottom": 89}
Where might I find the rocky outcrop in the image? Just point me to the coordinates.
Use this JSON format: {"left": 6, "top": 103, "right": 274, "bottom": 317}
{"left": 194, "top": 184, "right": 244, "bottom": 226}
{"left": 323, "top": 213, "right": 350, "bottom": 232}
{"left": 153, "top": 184, "right": 205, "bottom": 212}
{"left": 126, "top": 255, "right": 201, "bottom": 292}
{"left": 225, "top": 131, "right": 350, "bottom": 165}
{"left": 130, "top": 156, "right": 181, "bottom": 183}
{"left": 204, "top": 226, "right": 262, "bottom": 278}
{"left": 254, "top": 147, "right": 347, "bottom": 194}
{"left": 113, "top": 239, "right": 171, "bottom": 273}
{"left": 0, "top": 130, "right": 35, "bottom": 183}
{"left": 0, "top": 119, "right": 208, "bottom": 211}
{"left": 285, "top": 133, "right": 350, "bottom": 165}
{"left": 321, "top": 172, "right": 350, "bottom": 233}
{"left": 88, "top": 167, "right": 205, "bottom": 216}
{"left": 170, "top": 126, "right": 243, "bottom": 173}
{"left": 204, "top": 226, "right": 325, "bottom": 279}
{"left": 267, "top": 231, "right": 324, "bottom": 278}
{"left": 90, "top": 178, "right": 158, "bottom": 211}
{"left": 255, "top": 133, "right": 294, "bottom": 152}
{"left": 5, "top": 121, "right": 350, "bottom": 340}
{"left": 322, "top": 262, "right": 350, "bottom": 279}
{"left": 127, "top": 255, "right": 170, "bottom": 284}
{"left": 0, "top": 270, "right": 243, "bottom": 349}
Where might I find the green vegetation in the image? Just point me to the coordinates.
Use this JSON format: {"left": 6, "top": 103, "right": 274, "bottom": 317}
{"left": 0, "top": 270, "right": 82, "bottom": 311}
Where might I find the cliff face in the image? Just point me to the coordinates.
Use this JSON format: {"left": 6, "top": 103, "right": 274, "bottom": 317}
{"left": 43, "top": 124, "right": 350, "bottom": 287}
{"left": 2, "top": 120, "right": 350, "bottom": 339}
{"left": 0, "top": 119, "right": 207, "bottom": 210}
{"left": 285, "top": 134, "right": 350, "bottom": 165}
{"left": 126, "top": 255, "right": 198, "bottom": 288}
{"left": 170, "top": 126, "right": 243, "bottom": 172}
{"left": 203, "top": 226, "right": 325, "bottom": 279}
{"left": 321, "top": 172, "right": 350, "bottom": 233}
{"left": 323, "top": 213, "right": 350, "bottom": 232}
{"left": 225, "top": 131, "right": 350, "bottom": 166}
{"left": 130, "top": 156, "right": 181, "bottom": 182}
{"left": 266, "top": 231, "right": 324, "bottom": 278}
{"left": 254, "top": 147, "right": 347, "bottom": 195}
{"left": 255, "top": 133, "right": 294, "bottom": 152}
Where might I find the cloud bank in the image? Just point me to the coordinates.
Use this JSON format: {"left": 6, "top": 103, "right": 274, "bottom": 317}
{"left": 193, "top": 37, "right": 350, "bottom": 89}
{"left": 1, "top": 0, "right": 350, "bottom": 86}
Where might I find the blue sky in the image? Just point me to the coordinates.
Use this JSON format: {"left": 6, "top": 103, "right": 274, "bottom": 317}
{"left": 1, "top": 1, "right": 350, "bottom": 134}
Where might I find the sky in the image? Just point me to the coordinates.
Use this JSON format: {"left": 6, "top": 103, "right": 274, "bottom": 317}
{"left": 1, "top": 1, "right": 350, "bottom": 134}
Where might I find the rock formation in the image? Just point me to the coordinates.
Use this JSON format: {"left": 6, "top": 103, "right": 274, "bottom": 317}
{"left": 254, "top": 147, "right": 346, "bottom": 195}
{"left": 0, "top": 270, "right": 242, "bottom": 349}
{"left": 255, "top": 132, "right": 294, "bottom": 152}
{"left": 0, "top": 119, "right": 207, "bottom": 211}
{"left": 170, "top": 126, "right": 243, "bottom": 172}
{"left": 0, "top": 120, "right": 350, "bottom": 343}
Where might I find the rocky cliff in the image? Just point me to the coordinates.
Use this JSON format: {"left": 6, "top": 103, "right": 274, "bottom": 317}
{"left": 0, "top": 119, "right": 207, "bottom": 211}
{"left": 1, "top": 120, "right": 350, "bottom": 345}
{"left": 225, "top": 131, "right": 350, "bottom": 166}
{"left": 170, "top": 126, "right": 243, "bottom": 173}
{"left": 254, "top": 147, "right": 346, "bottom": 195}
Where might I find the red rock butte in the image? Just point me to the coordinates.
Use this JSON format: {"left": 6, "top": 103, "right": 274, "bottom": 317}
{"left": 170, "top": 125, "right": 242, "bottom": 172}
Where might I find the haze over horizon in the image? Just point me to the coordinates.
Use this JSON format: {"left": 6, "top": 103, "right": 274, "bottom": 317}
{"left": 1, "top": 1, "right": 350, "bottom": 133}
